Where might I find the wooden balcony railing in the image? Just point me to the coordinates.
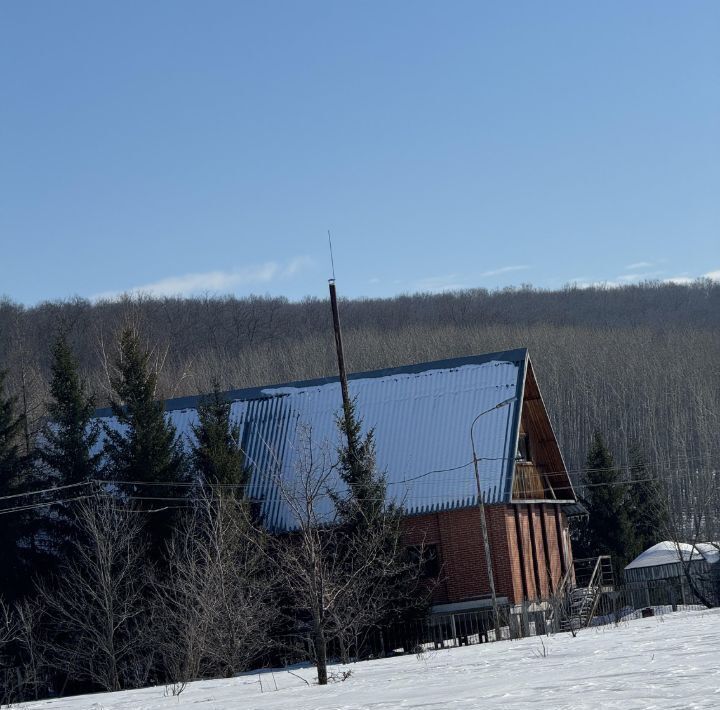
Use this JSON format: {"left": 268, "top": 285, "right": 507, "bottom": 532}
{"left": 512, "top": 461, "right": 551, "bottom": 500}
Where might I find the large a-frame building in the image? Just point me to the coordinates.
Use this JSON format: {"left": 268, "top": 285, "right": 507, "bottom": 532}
{"left": 98, "top": 347, "right": 580, "bottom": 612}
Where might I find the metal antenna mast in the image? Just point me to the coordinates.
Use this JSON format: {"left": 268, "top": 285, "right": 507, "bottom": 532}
{"left": 327, "top": 229, "right": 337, "bottom": 282}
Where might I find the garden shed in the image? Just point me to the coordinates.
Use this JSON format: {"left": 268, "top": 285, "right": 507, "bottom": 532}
{"left": 624, "top": 541, "right": 719, "bottom": 606}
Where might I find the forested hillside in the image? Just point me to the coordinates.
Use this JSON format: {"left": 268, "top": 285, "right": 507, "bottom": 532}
{"left": 1, "top": 280, "right": 719, "bottom": 701}
{"left": 1, "top": 280, "right": 718, "bottom": 477}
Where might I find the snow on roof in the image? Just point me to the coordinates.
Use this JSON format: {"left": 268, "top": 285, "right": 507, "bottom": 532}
{"left": 98, "top": 349, "right": 553, "bottom": 529}
{"left": 625, "top": 541, "right": 720, "bottom": 570}
{"left": 695, "top": 543, "right": 720, "bottom": 565}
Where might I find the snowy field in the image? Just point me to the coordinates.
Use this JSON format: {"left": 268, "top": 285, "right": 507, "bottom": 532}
{"left": 17, "top": 608, "right": 720, "bottom": 710}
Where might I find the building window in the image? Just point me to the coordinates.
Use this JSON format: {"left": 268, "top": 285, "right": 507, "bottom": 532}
{"left": 408, "top": 544, "right": 440, "bottom": 578}
{"left": 517, "top": 433, "right": 531, "bottom": 462}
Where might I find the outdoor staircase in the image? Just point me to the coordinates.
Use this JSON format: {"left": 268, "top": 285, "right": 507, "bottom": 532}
{"left": 560, "top": 586, "right": 599, "bottom": 631}
{"left": 555, "top": 555, "right": 614, "bottom": 632}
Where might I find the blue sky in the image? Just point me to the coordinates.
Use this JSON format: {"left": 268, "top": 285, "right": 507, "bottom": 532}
{"left": 1, "top": 1, "right": 718, "bottom": 304}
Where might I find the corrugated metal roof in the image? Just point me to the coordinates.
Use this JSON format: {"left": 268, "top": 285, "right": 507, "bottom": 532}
{"left": 561, "top": 501, "right": 588, "bottom": 518}
{"left": 98, "top": 348, "right": 529, "bottom": 530}
{"left": 625, "top": 541, "right": 720, "bottom": 570}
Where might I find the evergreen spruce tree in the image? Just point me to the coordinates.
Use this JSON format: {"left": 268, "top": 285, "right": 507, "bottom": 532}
{"left": 335, "top": 398, "right": 386, "bottom": 530}
{"left": 38, "top": 333, "right": 101, "bottom": 564}
{"left": 0, "top": 369, "right": 26, "bottom": 600}
{"left": 40, "top": 333, "right": 101, "bottom": 485}
{"left": 103, "top": 328, "right": 185, "bottom": 485}
{"left": 580, "top": 431, "right": 636, "bottom": 575}
{"left": 102, "top": 328, "right": 186, "bottom": 554}
{"left": 333, "top": 398, "right": 428, "bottom": 656}
{"left": 190, "top": 384, "right": 247, "bottom": 489}
{"left": 627, "top": 443, "right": 667, "bottom": 557}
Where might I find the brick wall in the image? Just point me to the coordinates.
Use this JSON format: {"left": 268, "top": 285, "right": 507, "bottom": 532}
{"left": 402, "top": 503, "right": 571, "bottom": 606}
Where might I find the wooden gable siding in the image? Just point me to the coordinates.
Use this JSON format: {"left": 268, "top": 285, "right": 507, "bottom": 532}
{"left": 511, "top": 359, "right": 574, "bottom": 501}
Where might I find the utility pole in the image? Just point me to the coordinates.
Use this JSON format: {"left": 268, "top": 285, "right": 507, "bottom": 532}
{"left": 328, "top": 280, "right": 356, "bottom": 453}
{"left": 470, "top": 396, "right": 515, "bottom": 641}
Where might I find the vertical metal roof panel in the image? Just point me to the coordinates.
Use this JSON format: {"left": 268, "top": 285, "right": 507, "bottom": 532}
{"left": 98, "top": 350, "right": 526, "bottom": 530}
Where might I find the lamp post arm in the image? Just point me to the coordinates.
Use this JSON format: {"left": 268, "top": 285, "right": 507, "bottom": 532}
{"left": 470, "top": 395, "right": 517, "bottom": 460}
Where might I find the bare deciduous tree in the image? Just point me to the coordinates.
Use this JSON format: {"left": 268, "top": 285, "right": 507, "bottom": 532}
{"left": 39, "top": 496, "right": 151, "bottom": 692}
{"left": 11, "top": 597, "right": 46, "bottom": 700}
{"left": 658, "top": 468, "right": 719, "bottom": 608}
{"left": 0, "top": 597, "right": 20, "bottom": 703}
{"left": 271, "top": 432, "right": 339, "bottom": 685}
{"left": 154, "top": 488, "right": 277, "bottom": 683}
{"left": 269, "top": 428, "right": 427, "bottom": 683}
{"left": 326, "top": 511, "right": 430, "bottom": 663}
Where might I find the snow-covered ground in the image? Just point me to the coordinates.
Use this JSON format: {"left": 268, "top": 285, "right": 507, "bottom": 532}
{"left": 18, "top": 609, "right": 720, "bottom": 710}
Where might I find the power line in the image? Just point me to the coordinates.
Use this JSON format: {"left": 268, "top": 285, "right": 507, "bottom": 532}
{"left": 6, "top": 461, "right": 715, "bottom": 507}
{"left": 0, "top": 449, "right": 712, "bottom": 506}
{"left": 0, "top": 456, "right": 715, "bottom": 517}
{"left": 0, "top": 494, "right": 97, "bottom": 516}
{"left": 0, "top": 480, "right": 92, "bottom": 502}
{"left": 0, "top": 472, "right": 712, "bottom": 518}
{"left": 90, "top": 452, "right": 716, "bottom": 492}
{"left": 76, "top": 473, "right": 719, "bottom": 505}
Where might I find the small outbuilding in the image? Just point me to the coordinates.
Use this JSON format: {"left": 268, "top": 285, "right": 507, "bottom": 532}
{"left": 624, "top": 541, "right": 719, "bottom": 606}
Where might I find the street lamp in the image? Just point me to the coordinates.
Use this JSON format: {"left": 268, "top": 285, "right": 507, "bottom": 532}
{"left": 470, "top": 395, "right": 516, "bottom": 641}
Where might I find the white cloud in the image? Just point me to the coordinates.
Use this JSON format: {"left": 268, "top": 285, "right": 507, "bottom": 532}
{"left": 567, "top": 271, "right": 660, "bottom": 288}
{"left": 413, "top": 274, "right": 467, "bottom": 293}
{"left": 625, "top": 261, "right": 654, "bottom": 270}
{"left": 480, "top": 265, "right": 531, "bottom": 278}
{"left": 91, "top": 257, "right": 313, "bottom": 301}
{"left": 411, "top": 265, "right": 532, "bottom": 293}
{"left": 625, "top": 258, "right": 671, "bottom": 269}
{"left": 664, "top": 275, "right": 694, "bottom": 285}
{"left": 565, "top": 267, "right": 720, "bottom": 290}
{"left": 616, "top": 271, "right": 665, "bottom": 283}
{"left": 566, "top": 279, "right": 622, "bottom": 290}
{"left": 663, "top": 270, "right": 720, "bottom": 285}
{"left": 282, "top": 256, "right": 314, "bottom": 277}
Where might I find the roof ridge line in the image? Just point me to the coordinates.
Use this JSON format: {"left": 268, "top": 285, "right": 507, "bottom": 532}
{"left": 96, "top": 347, "right": 528, "bottom": 417}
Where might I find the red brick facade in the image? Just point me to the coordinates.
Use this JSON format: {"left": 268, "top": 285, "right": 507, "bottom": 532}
{"left": 402, "top": 503, "right": 573, "bottom": 606}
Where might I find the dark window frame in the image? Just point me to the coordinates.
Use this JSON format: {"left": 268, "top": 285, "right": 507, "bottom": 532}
{"left": 407, "top": 543, "right": 440, "bottom": 578}
{"left": 517, "top": 432, "right": 532, "bottom": 462}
